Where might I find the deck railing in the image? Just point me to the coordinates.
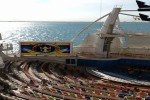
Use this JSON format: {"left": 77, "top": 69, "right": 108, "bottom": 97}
{"left": 73, "top": 47, "right": 150, "bottom": 58}
{"left": 110, "top": 48, "right": 150, "bottom": 58}
{"left": 3, "top": 46, "right": 150, "bottom": 59}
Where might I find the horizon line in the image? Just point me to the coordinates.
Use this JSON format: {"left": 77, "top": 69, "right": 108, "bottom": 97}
{"left": 0, "top": 20, "right": 144, "bottom": 22}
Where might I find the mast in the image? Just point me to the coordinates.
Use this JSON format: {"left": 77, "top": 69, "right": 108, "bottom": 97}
{"left": 96, "top": 7, "right": 121, "bottom": 57}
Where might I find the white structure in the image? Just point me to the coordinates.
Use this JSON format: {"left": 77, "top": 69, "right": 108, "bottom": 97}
{"left": 73, "top": 8, "right": 121, "bottom": 57}
{"left": 0, "top": 33, "right": 13, "bottom": 58}
{"left": 73, "top": 7, "right": 150, "bottom": 57}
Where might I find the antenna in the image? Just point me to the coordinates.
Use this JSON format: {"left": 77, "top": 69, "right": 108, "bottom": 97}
{"left": 121, "top": 0, "right": 150, "bottom": 21}
{"left": 136, "top": 0, "right": 150, "bottom": 8}
{"left": 139, "top": 13, "right": 150, "bottom": 21}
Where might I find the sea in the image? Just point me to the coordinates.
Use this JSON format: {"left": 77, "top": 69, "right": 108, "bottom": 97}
{"left": 0, "top": 21, "right": 150, "bottom": 53}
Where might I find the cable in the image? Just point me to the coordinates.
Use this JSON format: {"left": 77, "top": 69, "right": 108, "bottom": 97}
{"left": 71, "top": 13, "right": 109, "bottom": 42}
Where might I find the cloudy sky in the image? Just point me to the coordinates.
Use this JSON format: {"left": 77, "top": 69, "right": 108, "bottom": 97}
{"left": 0, "top": 0, "right": 149, "bottom": 21}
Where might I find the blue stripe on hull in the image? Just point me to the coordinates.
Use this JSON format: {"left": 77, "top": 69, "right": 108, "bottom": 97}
{"left": 77, "top": 58, "right": 150, "bottom": 69}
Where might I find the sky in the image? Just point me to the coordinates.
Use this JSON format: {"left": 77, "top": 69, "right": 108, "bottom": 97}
{"left": 0, "top": 0, "right": 149, "bottom": 21}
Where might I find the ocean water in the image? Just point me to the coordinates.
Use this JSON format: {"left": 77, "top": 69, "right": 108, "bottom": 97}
{"left": 0, "top": 22, "right": 150, "bottom": 53}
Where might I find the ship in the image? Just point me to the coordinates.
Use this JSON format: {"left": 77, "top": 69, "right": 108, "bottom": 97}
{"left": 0, "top": 0, "right": 150, "bottom": 100}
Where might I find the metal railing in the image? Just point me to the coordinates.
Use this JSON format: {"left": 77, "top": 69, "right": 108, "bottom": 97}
{"left": 73, "top": 47, "right": 150, "bottom": 58}
{"left": 110, "top": 48, "right": 150, "bottom": 58}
